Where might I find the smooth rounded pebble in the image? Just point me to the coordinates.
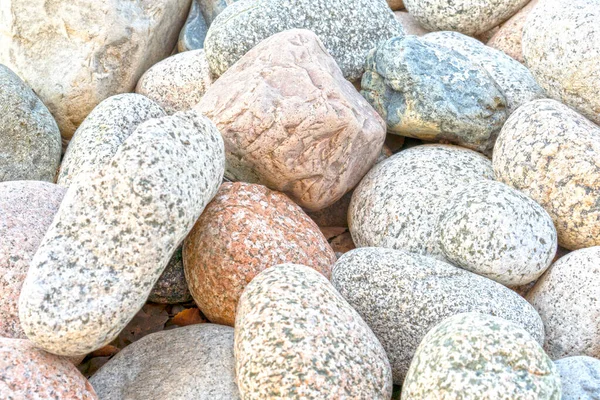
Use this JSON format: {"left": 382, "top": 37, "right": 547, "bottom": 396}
{"left": 136, "top": 50, "right": 213, "bottom": 115}
{"left": 148, "top": 246, "right": 192, "bottom": 304}
{"left": 523, "top": 0, "right": 600, "bottom": 125}
{"left": 527, "top": 246, "right": 600, "bottom": 360}
{"left": 332, "top": 247, "right": 545, "bottom": 383}
{"left": 438, "top": 180, "right": 557, "bottom": 286}
{"left": 404, "top": 0, "right": 530, "bottom": 36}
{"left": 183, "top": 182, "right": 335, "bottom": 326}
{"left": 19, "top": 111, "right": 225, "bottom": 356}
{"left": 555, "top": 356, "right": 600, "bottom": 400}
{"left": 0, "top": 338, "right": 97, "bottom": 399}
{"left": 349, "top": 144, "right": 494, "bottom": 260}
{"left": 493, "top": 99, "right": 600, "bottom": 250}
{"left": 90, "top": 324, "right": 239, "bottom": 400}
{"left": 0, "top": 181, "right": 65, "bottom": 339}
{"left": 401, "top": 313, "right": 560, "bottom": 399}
{"left": 235, "top": 264, "right": 392, "bottom": 399}
{"left": 0, "top": 64, "right": 61, "bottom": 182}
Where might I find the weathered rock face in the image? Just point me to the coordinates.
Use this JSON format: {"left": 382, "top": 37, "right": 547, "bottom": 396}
{"left": 332, "top": 248, "right": 545, "bottom": 383}
{"left": 404, "top": 0, "right": 530, "bottom": 36}
{"left": 523, "top": 0, "right": 600, "bottom": 125}
{"left": 19, "top": 111, "right": 225, "bottom": 356}
{"left": 136, "top": 50, "right": 213, "bottom": 115}
{"left": 438, "top": 180, "right": 557, "bottom": 286}
{"left": 183, "top": 182, "right": 335, "bottom": 326}
{"left": 555, "top": 356, "right": 600, "bottom": 400}
{"left": 401, "top": 313, "right": 561, "bottom": 399}
{"left": 0, "top": 0, "right": 191, "bottom": 141}
{"left": 57, "top": 94, "right": 166, "bottom": 188}
{"left": 0, "top": 64, "right": 61, "bottom": 182}
{"left": 0, "top": 181, "right": 65, "bottom": 339}
{"left": 361, "top": 35, "right": 507, "bottom": 153}
{"left": 0, "top": 338, "right": 97, "bottom": 399}
{"left": 493, "top": 99, "right": 600, "bottom": 250}
{"left": 90, "top": 324, "right": 239, "bottom": 400}
{"left": 198, "top": 29, "right": 386, "bottom": 211}
{"left": 178, "top": 0, "right": 209, "bottom": 52}
{"left": 349, "top": 145, "right": 494, "bottom": 260}
{"left": 235, "top": 264, "right": 392, "bottom": 399}
{"left": 527, "top": 247, "right": 600, "bottom": 360}
{"left": 148, "top": 246, "right": 192, "bottom": 304}
{"left": 204, "top": 0, "right": 403, "bottom": 81}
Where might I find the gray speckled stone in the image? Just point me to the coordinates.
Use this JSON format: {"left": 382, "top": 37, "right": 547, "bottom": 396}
{"left": 493, "top": 99, "right": 600, "bottom": 250}
{"left": 178, "top": 0, "right": 209, "bottom": 51}
{"left": 57, "top": 94, "right": 166, "bottom": 188}
{"left": 349, "top": 144, "right": 494, "bottom": 260}
{"left": 555, "top": 356, "right": 600, "bottom": 400}
{"left": 523, "top": 0, "right": 600, "bottom": 125}
{"left": 527, "top": 247, "right": 600, "bottom": 360}
{"left": 0, "top": 64, "right": 61, "bottom": 182}
{"left": 235, "top": 264, "right": 392, "bottom": 399}
{"left": 332, "top": 248, "right": 545, "bottom": 383}
{"left": 148, "top": 246, "right": 192, "bottom": 304}
{"left": 361, "top": 35, "right": 507, "bottom": 153}
{"left": 199, "top": 0, "right": 240, "bottom": 26}
{"left": 401, "top": 313, "right": 560, "bottom": 399}
{"left": 438, "top": 180, "right": 557, "bottom": 286}
{"left": 90, "top": 324, "right": 239, "bottom": 400}
{"left": 19, "top": 110, "right": 225, "bottom": 356}
{"left": 423, "top": 31, "right": 545, "bottom": 114}
{"left": 204, "top": 0, "right": 403, "bottom": 81}
{"left": 404, "top": 0, "right": 530, "bottom": 36}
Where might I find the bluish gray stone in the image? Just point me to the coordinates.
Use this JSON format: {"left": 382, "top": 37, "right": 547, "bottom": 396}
{"left": 199, "top": 0, "right": 240, "bottom": 26}
{"left": 178, "top": 0, "right": 209, "bottom": 52}
{"left": 555, "top": 356, "right": 600, "bottom": 400}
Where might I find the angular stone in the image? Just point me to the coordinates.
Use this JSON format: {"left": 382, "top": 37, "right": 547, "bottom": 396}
{"left": 493, "top": 99, "right": 600, "bottom": 250}
{"left": 401, "top": 313, "right": 560, "bottom": 399}
{"left": 19, "top": 110, "right": 225, "bottom": 356}
{"left": 136, "top": 50, "right": 213, "bottom": 115}
{"left": 0, "top": 181, "right": 65, "bottom": 339}
{"left": 523, "top": 0, "right": 600, "bottom": 125}
{"left": 362, "top": 35, "right": 507, "bottom": 153}
{"left": 204, "top": 0, "right": 403, "bottom": 81}
{"left": 235, "top": 264, "right": 392, "bottom": 399}
{"left": 183, "top": 182, "right": 335, "bottom": 326}
{"left": 527, "top": 247, "right": 600, "bottom": 359}
{"left": 148, "top": 246, "right": 192, "bottom": 304}
{"left": 0, "top": 0, "right": 191, "bottom": 141}
{"left": 57, "top": 94, "right": 166, "bottom": 188}
{"left": 90, "top": 324, "right": 239, "bottom": 400}
{"left": 349, "top": 144, "right": 494, "bottom": 260}
{"left": 177, "top": 0, "right": 209, "bottom": 52}
{"left": 199, "top": 0, "right": 239, "bottom": 26}
{"left": 438, "top": 180, "right": 557, "bottom": 286}
{"left": 332, "top": 248, "right": 545, "bottom": 383}
{"left": 394, "top": 12, "right": 429, "bottom": 36}
{"left": 555, "top": 356, "right": 600, "bottom": 400}
{"left": 198, "top": 29, "right": 386, "bottom": 211}
{"left": 0, "top": 64, "right": 61, "bottom": 182}
{"left": 404, "top": 0, "right": 530, "bottom": 36}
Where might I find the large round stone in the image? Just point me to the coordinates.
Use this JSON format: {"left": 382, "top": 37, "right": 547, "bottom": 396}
{"left": 555, "top": 356, "right": 600, "bottom": 400}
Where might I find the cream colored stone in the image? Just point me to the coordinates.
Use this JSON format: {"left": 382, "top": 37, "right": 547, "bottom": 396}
{"left": 394, "top": 11, "right": 429, "bottom": 36}
{"left": 487, "top": 0, "right": 539, "bottom": 63}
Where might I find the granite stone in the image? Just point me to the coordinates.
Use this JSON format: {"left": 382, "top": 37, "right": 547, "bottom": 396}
{"left": 555, "top": 356, "right": 600, "bottom": 400}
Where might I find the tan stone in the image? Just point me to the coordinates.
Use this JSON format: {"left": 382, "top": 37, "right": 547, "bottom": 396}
{"left": 394, "top": 11, "right": 429, "bottom": 36}
{"left": 183, "top": 182, "right": 336, "bottom": 326}
{"left": 487, "top": 0, "right": 539, "bottom": 63}
{"left": 388, "top": 0, "right": 404, "bottom": 10}
{"left": 197, "top": 29, "right": 386, "bottom": 211}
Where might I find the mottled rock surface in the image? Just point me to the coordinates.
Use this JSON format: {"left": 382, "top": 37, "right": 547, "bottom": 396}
{"left": 401, "top": 313, "right": 560, "bottom": 399}
{"left": 493, "top": 99, "right": 600, "bottom": 250}
{"left": 235, "top": 264, "right": 392, "bottom": 399}
{"left": 0, "top": 64, "right": 61, "bottom": 182}
{"left": 199, "top": 0, "right": 239, "bottom": 25}
{"left": 555, "top": 356, "right": 600, "bottom": 400}
{"left": 438, "top": 180, "right": 557, "bottom": 286}
{"left": 487, "top": 0, "right": 539, "bottom": 63}
{"left": 0, "top": 0, "right": 191, "bottom": 140}
{"left": 198, "top": 29, "right": 386, "bottom": 211}
{"left": 404, "top": 0, "right": 530, "bottom": 36}
{"left": 394, "top": 12, "right": 429, "bottom": 36}
{"left": 90, "top": 324, "right": 239, "bottom": 400}
{"left": 148, "top": 246, "right": 192, "bottom": 304}
{"left": 19, "top": 111, "right": 225, "bottom": 356}
{"left": 361, "top": 35, "right": 507, "bottom": 153}
{"left": 349, "top": 145, "right": 494, "bottom": 259}
{"left": 0, "top": 338, "right": 97, "bottom": 399}
{"left": 136, "top": 50, "right": 213, "bottom": 114}
{"left": 0, "top": 181, "right": 65, "bottom": 339}
{"left": 527, "top": 247, "right": 600, "bottom": 359}
{"left": 178, "top": 0, "right": 209, "bottom": 51}
{"left": 204, "top": 0, "right": 403, "bottom": 81}
{"left": 58, "top": 94, "right": 166, "bottom": 188}
{"left": 332, "top": 248, "right": 545, "bottom": 383}
{"left": 523, "top": 0, "right": 600, "bottom": 125}
{"left": 183, "top": 182, "right": 335, "bottom": 326}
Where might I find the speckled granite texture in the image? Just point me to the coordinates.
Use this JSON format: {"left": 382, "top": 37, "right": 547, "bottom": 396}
{"left": 555, "top": 356, "right": 600, "bottom": 400}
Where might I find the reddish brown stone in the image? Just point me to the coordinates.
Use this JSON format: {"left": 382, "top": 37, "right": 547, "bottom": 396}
{"left": 330, "top": 231, "right": 356, "bottom": 255}
{"left": 183, "top": 182, "right": 336, "bottom": 326}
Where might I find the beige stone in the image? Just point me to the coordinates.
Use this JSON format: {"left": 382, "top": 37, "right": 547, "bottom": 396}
{"left": 394, "top": 11, "right": 429, "bottom": 36}
{"left": 487, "top": 0, "right": 539, "bottom": 63}
{"left": 388, "top": 0, "right": 404, "bottom": 10}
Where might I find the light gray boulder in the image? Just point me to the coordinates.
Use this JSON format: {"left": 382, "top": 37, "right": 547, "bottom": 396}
{"left": 555, "top": 356, "right": 600, "bottom": 400}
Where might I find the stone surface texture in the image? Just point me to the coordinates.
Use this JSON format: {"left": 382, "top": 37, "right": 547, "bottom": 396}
{"left": 199, "top": 0, "right": 239, "bottom": 26}
{"left": 487, "top": 0, "right": 539, "bottom": 63}
{"left": 178, "top": 0, "right": 209, "bottom": 52}
{"left": 148, "top": 246, "right": 192, "bottom": 304}
{"left": 388, "top": 0, "right": 404, "bottom": 10}
{"left": 555, "top": 356, "right": 600, "bottom": 400}
{"left": 394, "top": 12, "right": 429, "bottom": 36}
